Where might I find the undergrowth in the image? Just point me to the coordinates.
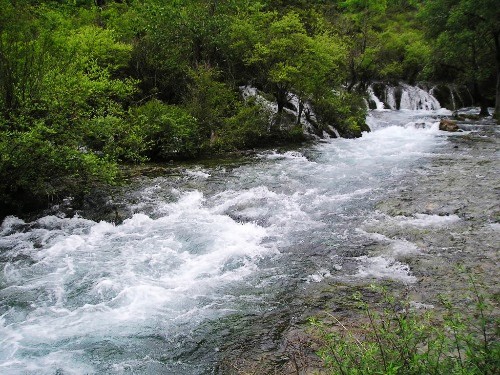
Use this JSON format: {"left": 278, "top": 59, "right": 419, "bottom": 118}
{"left": 311, "top": 274, "right": 499, "bottom": 375}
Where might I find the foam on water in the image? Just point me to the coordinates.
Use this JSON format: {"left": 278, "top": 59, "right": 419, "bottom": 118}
{"left": 185, "top": 169, "right": 211, "bottom": 179}
{"left": 398, "top": 214, "right": 461, "bottom": 227}
{"left": 356, "top": 229, "right": 421, "bottom": 257}
{"left": 355, "top": 256, "right": 417, "bottom": 283}
{"left": 0, "top": 192, "right": 274, "bottom": 374}
{"left": 305, "top": 269, "right": 332, "bottom": 283}
{"left": 361, "top": 213, "right": 461, "bottom": 234}
{"left": 260, "top": 150, "right": 311, "bottom": 162}
{"left": 489, "top": 223, "right": 500, "bottom": 231}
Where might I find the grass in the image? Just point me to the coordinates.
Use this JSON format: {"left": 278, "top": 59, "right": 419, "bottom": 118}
{"left": 311, "top": 274, "right": 499, "bottom": 375}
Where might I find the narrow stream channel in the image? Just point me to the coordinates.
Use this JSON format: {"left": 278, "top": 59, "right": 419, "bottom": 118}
{"left": 1, "top": 109, "right": 461, "bottom": 374}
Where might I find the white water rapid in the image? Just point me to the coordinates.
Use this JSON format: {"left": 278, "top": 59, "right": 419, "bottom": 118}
{"left": 1, "top": 107, "right": 456, "bottom": 374}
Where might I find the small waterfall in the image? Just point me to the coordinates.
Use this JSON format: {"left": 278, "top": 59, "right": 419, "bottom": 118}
{"left": 327, "top": 125, "right": 341, "bottom": 138}
{"left": 367, "top": 87, "right": 385, "bottom": 110}
{"left": 240, "top": 86, "right": 339, "bottom": 138}
{"left": 385, "top": 86, "right": 397, "bottom": 110}
{"left": 369, "top": 83, "right": 441, "bottom": 111}
{"left": 399, "top": 84, "right": 440, "bottom": 110}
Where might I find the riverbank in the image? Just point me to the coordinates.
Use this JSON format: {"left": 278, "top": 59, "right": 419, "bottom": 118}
{"left": 221, "top": 116, "right": 499, "bottom": 374}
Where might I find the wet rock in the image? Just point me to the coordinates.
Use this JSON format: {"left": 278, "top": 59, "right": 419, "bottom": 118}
{"left": 439, "top": 119, "right": 459, "bottom": 132}
{"left": 453, "top": 113, "right": 480, "bottom": 121}
{"left": 368, "top": 99, "right": 378, "bottom": 110}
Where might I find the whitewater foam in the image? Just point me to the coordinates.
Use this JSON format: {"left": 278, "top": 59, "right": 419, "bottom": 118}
{"left": 355, "top": 256, "right": 417, "bottom": 283}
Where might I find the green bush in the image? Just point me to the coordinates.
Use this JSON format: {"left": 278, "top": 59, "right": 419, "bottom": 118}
{"left": 215, "top": 98, "right": 306, "bottom": 152}
{"left": 312, "top": 278, "right": 499, "bottom": 375}
{"left": 128, "top": 100, "right": 202, "bottom": 160}
{"left": 216, "top": 101, "right": 272, "bottom": 150}
{"left": 184, "top": 66, "right": 239, "bottom": 144}
{"left": 312, "top": 91, "right": 369, "bottom": 138}
{"left": 84, "top": 114, "right": 148, "bottom": 162}
{"left": 0, "top": 123, "right": 118, "bottom": 215}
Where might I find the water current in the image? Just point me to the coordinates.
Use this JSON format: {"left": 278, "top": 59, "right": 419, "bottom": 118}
{"left": 1, "top": 109, "right": 456, "bottom": 374}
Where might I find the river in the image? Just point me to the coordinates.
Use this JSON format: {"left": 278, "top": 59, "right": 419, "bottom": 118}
{"left": 0, "top": 108, "right": 492, "bottom": 374}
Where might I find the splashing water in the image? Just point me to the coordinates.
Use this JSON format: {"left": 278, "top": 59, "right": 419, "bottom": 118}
{"left": 1, "top": 108, "right": 453, "bottom": 374}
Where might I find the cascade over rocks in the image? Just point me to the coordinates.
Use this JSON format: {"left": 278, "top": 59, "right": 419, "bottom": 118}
{"left": 240, "top": 86, "right": 342, "bottom": 139}
{"left": 368, "top": 83, "right": 441, "bottom": 110}
{"left": 367, "top": 82, "right": 481, "bottom": 112}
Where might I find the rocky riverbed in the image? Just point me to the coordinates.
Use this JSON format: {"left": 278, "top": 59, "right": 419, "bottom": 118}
{"left": 373, "top": 120, "right": 499, "bottom": 299}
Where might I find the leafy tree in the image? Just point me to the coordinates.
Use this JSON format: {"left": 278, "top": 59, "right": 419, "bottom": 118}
{"left": 8, "top": 0, "right": 489, "bottom": 217}
{"left": 233, "top": 10, "right": 346, "bottom": 125}
{"left": 376, "top": 17, "right": 431, "bottom": 84}
{"left": 184, "top": 65, "right": 239, "bottom": 147}
{"left": 338, "top": 0, "right": 430, "bottom": 88}
{"left": 0, "top": 1, "right": 137, "bottom": 214}
{"left": 339, "top": 0, "right": 387, "bottom": 90}
{"left": 421, "top": 0, "right": 500, "bottom": 117}
{"left": 0, "top": 0, "right": 50, "bottom": 121}
{"left": 312, "top": 90, "right": 369, "bottom": 138}
{"left": 215, "top": 100, "right": 275, "bottom": 151}
{"left": 0, "top": 123, "right": 118, "bottom": 217}
{"left": 128, "top": 99, "right": 202, "bottom": 160}
{"left": 131, "top": 0, "right": 235, "bottom": 102}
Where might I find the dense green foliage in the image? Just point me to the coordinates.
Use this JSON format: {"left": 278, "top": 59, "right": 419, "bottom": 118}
{"left": 0, "top": 0, "right": 499, "bottom": 216}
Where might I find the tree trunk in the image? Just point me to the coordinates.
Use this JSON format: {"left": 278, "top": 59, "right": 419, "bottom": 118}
{"left": 276, "top": 100, "right": 284, "bottom": 114}
{"left": 347, "top": 60, "right": 357, "bottom": 92}
{"left": 494, "top": 31, "right": 500, "bottom": 121}
{"left": 272, "top": 85, "right": 290, "bottom": 129}
{"left": 479, "top": 101, "right": 490, "bottom": 117}
{"left": 473, "top": 81, "right": 489, "bottom": 117}
{"left": 297, "top": 100, "right": 303, "bottom": 125}
{"left": 275, "top": 86, "right": 288, "bottom": 114}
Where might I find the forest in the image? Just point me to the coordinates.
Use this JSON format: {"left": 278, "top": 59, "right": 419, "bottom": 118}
{"left": 1, "top": 0, "right": 499, "bottom": 217}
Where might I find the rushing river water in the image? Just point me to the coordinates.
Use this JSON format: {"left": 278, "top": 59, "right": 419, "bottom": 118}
{"left": 1, "top": 109, "right": 461, "bottom": 374}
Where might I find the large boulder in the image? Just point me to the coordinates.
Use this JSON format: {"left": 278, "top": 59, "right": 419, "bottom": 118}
{"left": 439, "top": 119, "right": 459, "bottom": 132}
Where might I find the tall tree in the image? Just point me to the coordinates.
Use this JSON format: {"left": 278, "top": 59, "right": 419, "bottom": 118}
{"left": 232, "top": 10, "right": 346, "bottom": 124}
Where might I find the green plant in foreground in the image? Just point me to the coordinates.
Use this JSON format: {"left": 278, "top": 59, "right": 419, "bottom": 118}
{"left": 311, "top": 278, "right": 499, "bottom": 375}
